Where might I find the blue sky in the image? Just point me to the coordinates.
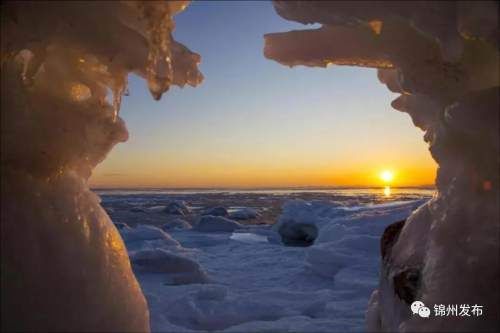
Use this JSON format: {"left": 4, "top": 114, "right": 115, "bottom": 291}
{"left": 90, "top": 1, "right": 436, "bottom": 188}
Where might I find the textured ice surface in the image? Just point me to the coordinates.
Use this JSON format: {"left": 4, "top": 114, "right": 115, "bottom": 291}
{"left": 112, "top": 195, "right": 428, "bottom": 332}
{"left": 230, "top": 232, "right": 269, "bottom": 244}
{"left": 122, "top": 224, "right": 180, "bottom": 243}
{"left": 229, "top": 207, "right": 260, "bottom": 220}
{"left": 278, "top": 199, "right": 426, "bottom": 279}
{"left": 162, "top": 218, "right": 193, "bottom": 231}
{"left": 130, "top": 249, "right": 209, "bottom": 285}
{"left": 194, "top": 215, "right": 244, "bottom": 233}
{"left": 164, "top": 201, "right": 191, "bottom": 216}
{"left": 202, "top": 206, "right": 230, "bottom": 217}
{"left": 121, "top": 224, "right": 181, "bottom": 253}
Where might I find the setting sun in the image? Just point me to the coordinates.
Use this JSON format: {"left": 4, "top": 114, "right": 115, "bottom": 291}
{"left": 379, "top": 170, "right": 395, "bottom": 183}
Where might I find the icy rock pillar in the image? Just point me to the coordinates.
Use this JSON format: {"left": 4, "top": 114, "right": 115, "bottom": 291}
{"left": 264, "top": 1, "right": 499, "bottom": 331}
{"left": 1, "top": 1, "right": 202, "bottom": 331}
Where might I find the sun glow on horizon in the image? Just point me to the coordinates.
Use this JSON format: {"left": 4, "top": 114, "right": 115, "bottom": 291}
{"left": 379, "top": 170, "right": 395, "bottom": 184}
{"left": 88, "top": 1, "right": 438, "bottom": 190}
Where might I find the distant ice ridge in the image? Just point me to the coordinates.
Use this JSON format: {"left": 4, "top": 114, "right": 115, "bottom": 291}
{"left": 130, "top": 198, "right": 427, "bottom": 332}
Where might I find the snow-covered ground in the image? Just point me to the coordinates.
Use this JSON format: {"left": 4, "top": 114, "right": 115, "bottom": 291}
{"left": 98, "top": 189, "right": 433, "bottom": 332}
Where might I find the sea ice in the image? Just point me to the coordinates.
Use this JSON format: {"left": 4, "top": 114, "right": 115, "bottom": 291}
{"left": 202, "top": 206, "right": 229, "bottom": 217}
{"left": 114, "top": 222, "right": 132, "bottom": 231}
{"left": 129, "top": 198, "right": 428, "bottom": 332}
{"left": 162, "top": 218, "right": 193, "bottom": 231}
{"left": 194, "top": 215, "right": 244, "bottom": 233}
{"left": 121, "top": 224, "right": 180, "bottom": 248}
{"left": 164, "top": 201, "right": 191, "bottom": 216}
{"left": 131, "top": 249, "right": 208, "bottom": 285}
{"left": 229, "top": 207, "right": 260, "bottom": 220}
{"left": 230, "top": 232, "right": 269, "bottom": 244}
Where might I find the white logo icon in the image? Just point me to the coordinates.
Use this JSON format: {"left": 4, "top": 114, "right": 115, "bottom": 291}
{"left": 411, "top": 301, "right": 425, "bottom": 314}
{"left": 418, "top": 306, "right": 431, "bottom": 318}
{"left": 411, "top": 300, "right": 430, "bottom": 318}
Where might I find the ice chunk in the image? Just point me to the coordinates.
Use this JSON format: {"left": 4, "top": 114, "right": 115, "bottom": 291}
{"left": 120, "top": 224, "right": 180, "bottom": 247}
{"left": 273, "top": 200, "right": 323, "bottom": 246}
{"left": 130, "top": 249, "right": 208, "bottom": 285}
{"left": 229, "top": 207, "right": 259, "bottom": 220}
{"left": 163, "top": 201, "right": 190, "bottom": 216}
{"left": 161, "top": 218, "right": 192, "bottom": 231}
{"left": 194, "top": 215, "right": 243, "bottom": 233}
{"left": 202, "top": 206, "right": 229, "bottom": 217}
{"left": 278, "top": 221, "right": 318, "bottom": 247}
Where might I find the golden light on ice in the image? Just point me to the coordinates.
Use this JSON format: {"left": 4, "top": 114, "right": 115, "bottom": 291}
{"left": 379, "top": 170, "right": 394, "bottom": 183}
{"left": 70, "top": 83, "right": 91, "bottom": 102}
{"left": 383, "top": 186, "right": 391, "bottom": 197}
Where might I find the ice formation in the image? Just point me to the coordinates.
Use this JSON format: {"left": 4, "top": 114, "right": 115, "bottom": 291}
{"left": 162, "top": 218, "right": 193, "bottom": 231}
{"left": 125, "top": 196, "right": 429, "bottom": 332}
{"left": 229, "top": 207, "right": 260, "bottom": 220}
{"left": 130, "top": 249, "right": 209, "bottom": 285}
{"left": 194, "top": 215, "right": 244, "bottom": 233}
{"left": 1, "top": 1, "right": 202, "bottom": 331}
{"left": 202, "top": 206, "right": 230, "bottom": 217}
{"left": 164, "top": 200, "right": 191, "bottom": 216}
{"left": 265, "top": 1, "right": 499, "bottom": 331}
{"left": 121, "top": 224, "right": 181, "bottom": 253}
{"left": 273, "top": 200, "right": 320, "bottom": 246}
{"left": 277, "top": 199, "right": 426, "bottom": 279}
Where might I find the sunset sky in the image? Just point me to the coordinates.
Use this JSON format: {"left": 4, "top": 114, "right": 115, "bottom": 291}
{"left": 89, "top": 1, "right": 437, "bottom": 189}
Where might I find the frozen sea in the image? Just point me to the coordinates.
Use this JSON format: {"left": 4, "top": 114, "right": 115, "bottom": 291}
{"left": 96, "top": 187, "right": 434, "bottom": 332}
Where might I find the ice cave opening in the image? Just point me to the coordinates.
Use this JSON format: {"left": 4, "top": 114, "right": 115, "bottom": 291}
{"left": 1, "top": 1, "right": 499, "bottom": 333}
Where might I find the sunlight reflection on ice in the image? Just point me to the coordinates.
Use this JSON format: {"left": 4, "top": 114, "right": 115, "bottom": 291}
{"left": 384, "top": 186, "right": 391, "bottom": 197}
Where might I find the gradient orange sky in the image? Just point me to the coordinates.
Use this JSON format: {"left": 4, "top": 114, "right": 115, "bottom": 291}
{"left": 89, "top": 1, "right": 437, "bottom": 189}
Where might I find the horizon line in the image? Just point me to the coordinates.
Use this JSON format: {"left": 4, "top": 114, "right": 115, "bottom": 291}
{"left": 91, "top": 184, "right": 436, "bottom": 191}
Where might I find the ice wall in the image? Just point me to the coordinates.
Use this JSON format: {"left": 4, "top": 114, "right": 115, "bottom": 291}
{"left": 1, "top": 1, "right": 202, "bottom": 331}
{"left": 264, "top": 1, "right": 499, "bottom": 332}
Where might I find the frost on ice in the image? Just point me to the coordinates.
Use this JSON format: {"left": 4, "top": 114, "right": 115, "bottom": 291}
{"left": 1, "top": 1, "right": 202, "bottom": 332}
{"left": 265, "top": 1, "right": 499, "bottom": 332}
